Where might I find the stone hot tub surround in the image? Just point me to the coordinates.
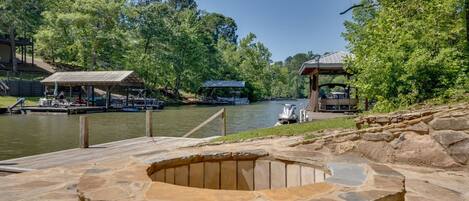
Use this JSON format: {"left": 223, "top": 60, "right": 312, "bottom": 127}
{"left": 146, "top": 150, "right": 331, "bottom": 191}
{"left": 76, "top": 148, "right": 406, "bottom": 201}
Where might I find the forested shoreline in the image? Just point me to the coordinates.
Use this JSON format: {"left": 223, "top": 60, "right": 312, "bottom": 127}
{"left": 1, "top": 0, "right": 312, "bottom": 101}
{"left": 2, "top": 0, "right": 468, "bottom": 109}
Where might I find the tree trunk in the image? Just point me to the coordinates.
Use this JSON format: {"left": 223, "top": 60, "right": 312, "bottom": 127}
{"left": 144, "top": 38, "right": 150, "bottom": 54}
{"left": 174, "top": 74, "right": 181, "bottom": 99}
{"left": 466, "top": 0, "right": 469, "bottom": 44}
{"left": 9, "top": 26, "right": 17, "bottom": 73}
{"left": 92, "top": 45, "right": 97, "bottom": 70}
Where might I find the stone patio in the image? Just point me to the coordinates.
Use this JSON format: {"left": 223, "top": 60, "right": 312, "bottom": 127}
{"left": 0, "top": 103, "right": 468, "bottom": 200}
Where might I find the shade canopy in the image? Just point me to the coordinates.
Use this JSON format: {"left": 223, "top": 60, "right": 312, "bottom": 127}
{"left": 202, "top": 80, "right": 246, "bottom": 88}
{"left": 299, "top": 51, "right": 353, "bottom": 75}
{"left": 41, "top": 71, "right": 143, "bottom": 87}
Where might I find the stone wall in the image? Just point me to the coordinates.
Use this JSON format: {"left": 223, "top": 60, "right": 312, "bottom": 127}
{"left": 300, "top": 103, "right": 469, "bottom": 168}
{"left": 355, "top": 103, "right": 465, "bottom": 128}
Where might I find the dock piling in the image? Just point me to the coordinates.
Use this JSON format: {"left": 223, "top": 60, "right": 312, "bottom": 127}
{"left": 221, "top": 108, "right": 227, "bottom": 136}
{"left": 79, "top": 116, "right": 89, "bottom": 148}
{"left": 146, "top": 110, "right": 153, "bottom": 137}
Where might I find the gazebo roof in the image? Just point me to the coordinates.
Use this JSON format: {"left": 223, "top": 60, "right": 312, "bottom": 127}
{"left": 41, "top": 71, "right": 143, "bottom": 86}
{"left": 202, "top": 80, "right": 245, "bottom": 88}
{"left": 299, "top": 51, "right": 353, "bottom": 75}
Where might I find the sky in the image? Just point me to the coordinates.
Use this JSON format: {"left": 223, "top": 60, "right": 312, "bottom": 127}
{"left": 196, "top": 0, "right": 359, "bottom": 62}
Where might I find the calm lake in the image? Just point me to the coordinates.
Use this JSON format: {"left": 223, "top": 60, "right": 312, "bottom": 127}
{"left": 0, "top": 99, "right": 307, "bottom": 160}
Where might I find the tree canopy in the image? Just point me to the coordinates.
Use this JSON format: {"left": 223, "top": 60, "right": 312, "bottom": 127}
{"left": 23, "top": 0, "right": 313, "bottom": 101}
{"left": 344, "top": 0, "right": 469, "bottom": 111}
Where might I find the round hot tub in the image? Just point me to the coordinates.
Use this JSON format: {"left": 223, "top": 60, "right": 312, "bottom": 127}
{"left": 146, "top": 150, "right": 331, "bottom": 191}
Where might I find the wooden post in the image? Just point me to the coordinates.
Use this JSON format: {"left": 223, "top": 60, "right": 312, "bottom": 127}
{"left": 125, "top": 87, "right": 129, "bottom": 106}
{"left": 69, "top": 86, "right": 72, "bottom": 99}
{"left": 86, "top": 86, "right": 89, "bottom": 107}
{"left": 79, "top": 116, "right": 89, "bottom": 148}
{"left": 20, "top": 45, "right": 22, "bottom": 63}
{"left": 310, "top": 72, "right": 319, "bottom": 112}
{"left": 31, "top": 41, "right": 34, "bottom": 66}
{"left": 221, "top": 108, "right": 227, "bottom": 136}
{"left": 105, "top": 86, "right": 110, "bottom": 110}
{"left": 91, "top": 86, "right": 95, "bottom": 106}
{"left": 146, "top": 110, "right": 153, "bottom": 137}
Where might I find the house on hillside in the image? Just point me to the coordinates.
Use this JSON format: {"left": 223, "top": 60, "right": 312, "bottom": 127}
{"left": 0, "top": 35, "right": 35, "bottom": 70}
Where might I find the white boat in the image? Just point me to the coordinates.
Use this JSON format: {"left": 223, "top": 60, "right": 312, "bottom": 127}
{"left": 275, "top": 104, "right": 298, "bottom": 126}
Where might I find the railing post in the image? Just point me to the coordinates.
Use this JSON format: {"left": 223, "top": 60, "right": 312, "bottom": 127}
{"left": 221, "top": 108, "right": 227, "bottom": 136}
{"left": 146, "top": 110, "right": 153, "bottom": 137}
{"left": 79, "top": 116, "right": 89, "bottom": 148}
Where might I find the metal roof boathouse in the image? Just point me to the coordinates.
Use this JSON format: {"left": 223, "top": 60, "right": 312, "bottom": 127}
{"left": 299, "top": 52, "right": 359, "bottom": 112}
{"left": 299, "top": 51, "right": 352, "bottom": 75}
{"left": 202, "top": 80, "right": 246, "bottom": 88}
{"left": 40, "top": 71, "right": 144, "bottom": 111}
{"left": 41, "top": 71, "right": 143, "bottom": 87}
{"left": 200, "top": 80, "right": 249, "bottom": 105}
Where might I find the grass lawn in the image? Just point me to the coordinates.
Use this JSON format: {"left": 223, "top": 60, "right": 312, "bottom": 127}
{"left": 0, "top": 96, "right": 40, "bottom": 107}
{"left": 214, "top": 117, "right": 356, "bottom": 143}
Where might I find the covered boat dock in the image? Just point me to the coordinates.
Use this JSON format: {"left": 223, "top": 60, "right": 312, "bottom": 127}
{"left": 27, "top": 71, "right": 145, "bottom": 114}
{"left": 299, "top": 51, "right": 358, "bottom": 112}
{"left": 199, "top": 80, "right": 249, "bottom": 105}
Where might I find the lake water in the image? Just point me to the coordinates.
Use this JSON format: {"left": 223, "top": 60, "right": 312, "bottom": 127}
{"left": 0, "top": 100, "right": 307, "bottom": 160}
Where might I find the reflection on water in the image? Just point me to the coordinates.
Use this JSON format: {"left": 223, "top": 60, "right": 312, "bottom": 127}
{"left": 0, "top": 100, "right": 307, "bottom": 160}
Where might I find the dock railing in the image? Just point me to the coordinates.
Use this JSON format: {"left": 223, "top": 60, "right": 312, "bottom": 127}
{"left": 182, "top": 108, "right": 227, "bottom": 138}
{"left": 77, "top": 108, "right": 227, "bottom": 149}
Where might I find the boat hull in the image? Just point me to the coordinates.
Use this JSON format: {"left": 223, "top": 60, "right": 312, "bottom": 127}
{"left": 277, "top": 118, "right": 298, "bottom": 125}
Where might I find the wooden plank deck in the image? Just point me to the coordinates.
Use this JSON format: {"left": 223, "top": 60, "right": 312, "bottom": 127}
{"left": 0, "top": 136, "right": 210, "bottom": 171}
{"left": 22, "top": 106, "right": 106, "bottom": 115}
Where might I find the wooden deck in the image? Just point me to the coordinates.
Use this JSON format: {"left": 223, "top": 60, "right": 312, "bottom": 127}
{"left": 21, "top": 106, "right": 106, "bottom": 115}
{"left": 0, "top": 136, "right": 210, "bottom": 172}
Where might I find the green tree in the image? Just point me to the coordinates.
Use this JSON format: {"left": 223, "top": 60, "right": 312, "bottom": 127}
{"left": 124, "top": 2, "right": 174, "bottom": 89}
{"left": 30, "top": 0, "right": 282, "bottom": 102}
{"left": 200, "top": 12, "right": 238, "bottom": 44}
{"left": 126, "top": 2, "right": 211, "bottom": 97}
{"left": 166, "top": 0, "right": 197, "bottom": 11}
{"left": 0, "top": 0, "right": 46, "bottom": 72}
{"left": 283, "top": 52, "right": 315, "bottom": 98}
{"left": 344, "top": 0, "right": 468, "bottom": 111}
{"left": 35, "top": 0, "right": 127, "bottom": 69}
{"left": 224, "top": 33, "right": 272, "bottom": 100}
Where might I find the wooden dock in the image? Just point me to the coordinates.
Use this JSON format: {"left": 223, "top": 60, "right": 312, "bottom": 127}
{"left": 21, "top": 106, "right": 106, "bottom": 115}
{"left": 0, "top": 136, "right": 210, "bottom": 172}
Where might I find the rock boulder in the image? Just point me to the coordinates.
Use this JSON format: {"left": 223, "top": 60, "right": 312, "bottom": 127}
{"left": 430, "top": 130, "right": 468, "bottom": 148}
{"left": 429, "top": 116, "right": 469, "bottom": 131}
{"left": 447, "top": 139, "right": 469, "bottom": 164}
{"left": 362, "top": 132, "right": 395, "bottom": 142}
